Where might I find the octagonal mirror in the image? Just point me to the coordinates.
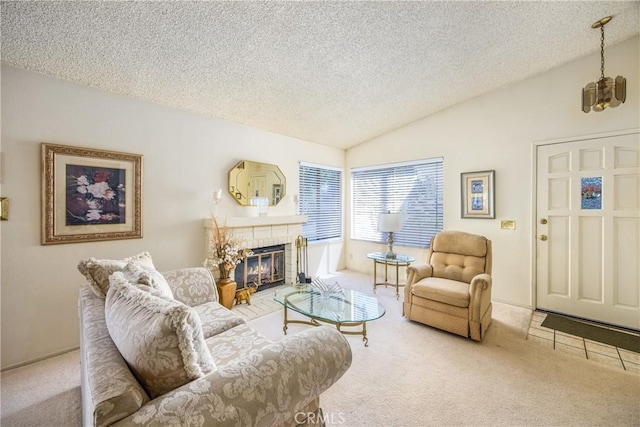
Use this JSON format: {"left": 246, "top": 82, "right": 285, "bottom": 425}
{"left": 228, "top": 160, "right": 286, "bottom": 206}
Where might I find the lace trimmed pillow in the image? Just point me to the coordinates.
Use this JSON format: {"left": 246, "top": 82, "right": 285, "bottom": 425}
{"left": 121, "top": 261, "right": 174, "bottom": 300}
{"left": 78, "top": 251, "right": 156, "bottom": 298}
{"left": 105, "top": 272, "right": 216, "bottom": 399}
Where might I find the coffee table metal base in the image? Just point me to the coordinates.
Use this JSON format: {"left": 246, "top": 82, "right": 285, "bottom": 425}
{"left": 282, "top": 305, "right": 370, "bottom": 347}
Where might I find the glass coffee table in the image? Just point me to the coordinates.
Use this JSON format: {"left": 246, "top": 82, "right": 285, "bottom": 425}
{"left": 274, "top": 285, "right": 386, "bottom": 347}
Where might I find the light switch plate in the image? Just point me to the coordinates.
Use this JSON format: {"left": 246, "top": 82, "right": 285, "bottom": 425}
{"left": 501, "top": 220, "right": 515, "bottom": 230}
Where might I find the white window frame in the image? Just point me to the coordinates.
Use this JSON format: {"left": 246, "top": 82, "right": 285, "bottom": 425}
{"left": 351, "top": 157, "right": 443, "bottom": 248}
{"left": 299, "top": 162, "right": 343, "bottom": 243}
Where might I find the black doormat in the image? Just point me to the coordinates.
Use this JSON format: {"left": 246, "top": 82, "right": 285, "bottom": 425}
{"left": 541, "top": 313, "right": 640, "bottom": 353}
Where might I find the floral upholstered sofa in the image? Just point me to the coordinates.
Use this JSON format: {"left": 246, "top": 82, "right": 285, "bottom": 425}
{"left": 78, "top": 252, "right": 352, "bottom": 427}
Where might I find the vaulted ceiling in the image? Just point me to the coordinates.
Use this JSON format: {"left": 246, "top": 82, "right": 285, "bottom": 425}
{"left": 2, "top": 1, "right": 638, "bottom": 149}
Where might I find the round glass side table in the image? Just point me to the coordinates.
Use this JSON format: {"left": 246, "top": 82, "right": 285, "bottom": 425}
{"left": 366, "top": 252, "right": 415, "bottom": 299}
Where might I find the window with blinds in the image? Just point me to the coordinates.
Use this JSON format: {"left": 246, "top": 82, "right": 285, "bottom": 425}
{"left": 299, "top": 162, "right": 342, "bottom": 242}
{"left": 351, "top": 158, "right": 443, "bottom": 248}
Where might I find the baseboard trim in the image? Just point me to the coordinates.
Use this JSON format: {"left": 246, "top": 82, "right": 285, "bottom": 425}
{"left": 1, "top": 346, "right": 79, "bottom": 372}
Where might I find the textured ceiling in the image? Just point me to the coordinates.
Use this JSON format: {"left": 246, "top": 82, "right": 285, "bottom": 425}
{"left": 2, "top": 1, "right": 639, "bottom": 149}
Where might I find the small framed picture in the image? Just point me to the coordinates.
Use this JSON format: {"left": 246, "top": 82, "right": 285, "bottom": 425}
{"left": 461, "top": 170, "right": 495, "bottom": 219}
{"left": 41, "top": 143, "right": 143, "bottom": 244}
{"left": 272, "top": 184, "right": 282, "bottom": 204}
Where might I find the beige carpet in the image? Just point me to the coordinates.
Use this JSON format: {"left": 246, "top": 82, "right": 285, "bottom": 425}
{"left": 0, "top": 349, "right": 81, "bottom": 427}
{"left": 2, "top": 270, "right": 639, "bottom": 426}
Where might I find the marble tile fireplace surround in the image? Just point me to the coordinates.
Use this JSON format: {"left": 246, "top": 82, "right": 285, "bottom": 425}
{"left": 204, "top": 215, "right": 307, "bottom": 289}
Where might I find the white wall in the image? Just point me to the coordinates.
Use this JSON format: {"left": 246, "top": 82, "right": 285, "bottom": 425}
{"left": 345, "top": 36, "right": 639, "bottom": 308}
{"left": 2, "top": 36, "right": 638, "bottom": 369}
{"left": 0, "top": 65, "right": 345, "bottom": 369}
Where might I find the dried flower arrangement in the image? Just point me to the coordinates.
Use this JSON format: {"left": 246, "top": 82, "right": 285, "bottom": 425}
{"left": 204, "top": 216, "right": 253, "bottom": 280}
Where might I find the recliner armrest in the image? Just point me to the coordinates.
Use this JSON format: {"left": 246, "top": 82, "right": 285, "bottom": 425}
{"left": 405, "top": 264, "right": 434, "bottom": 303}
{"left": 113, "top": 326, "right": 352, "bottom": 427}
{"left": 406, "top": 264, "right": 433, "bottom": 285}
{"left": 469, "top": 273, "right": 491, "bottom": 293}
{"left": 469, "top": 273, "right": 492, "bottom": 321}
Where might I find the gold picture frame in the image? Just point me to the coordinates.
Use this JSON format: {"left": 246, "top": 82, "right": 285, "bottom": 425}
{"left": 41, "top": 143, "right": 143, "bottom": 245}
{"left": 461, "top": 170, "right": 495, "bottom": 219}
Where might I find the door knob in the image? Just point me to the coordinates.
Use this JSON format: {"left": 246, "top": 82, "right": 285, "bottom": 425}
{"left": 540, "top": 218, "right": 548, "bottom": 224}
{"left": 540, "top": 235, "right": 548, "bottom": 241}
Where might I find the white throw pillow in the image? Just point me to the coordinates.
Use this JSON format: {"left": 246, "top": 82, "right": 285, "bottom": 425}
{"left": 121, "top": 261, "right": 174, "bottom": 299}
{"left": 78, "top": 251, "right": 156, "bottom": 298}
{"left": 105, "top": 272, "right": 215, "bottom": 399}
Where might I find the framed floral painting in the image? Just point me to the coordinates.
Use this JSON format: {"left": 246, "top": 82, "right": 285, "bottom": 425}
{"left": 41, "top": 143, "right": 143, "bottom": 244}
{"left": 461, "top": 170, "right": 495, "bottom": 219}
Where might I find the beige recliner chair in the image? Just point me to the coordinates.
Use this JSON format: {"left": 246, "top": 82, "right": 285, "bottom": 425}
{"left": 403, "top": 231, "right": 492, "bottom": 341}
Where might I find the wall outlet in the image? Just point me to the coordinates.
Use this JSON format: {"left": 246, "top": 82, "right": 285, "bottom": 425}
{"left": 501, "top": 220, "right": 516, "bottom": 230}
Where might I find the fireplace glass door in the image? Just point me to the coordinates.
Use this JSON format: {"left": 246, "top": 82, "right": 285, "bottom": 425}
{"left": 235, "top": 244, "right": 285, "bottom": 291}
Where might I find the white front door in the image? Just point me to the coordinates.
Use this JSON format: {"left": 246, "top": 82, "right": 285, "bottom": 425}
{"left": 536, "top": 131, "right": 640, "bottom": 330}
{"left": 248, "top": 174, "right": 267, "bottom": 198}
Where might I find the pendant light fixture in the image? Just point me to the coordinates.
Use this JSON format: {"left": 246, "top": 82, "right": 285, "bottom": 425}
{"left": 582, "top": 16, "right": 626, "bottom": 113}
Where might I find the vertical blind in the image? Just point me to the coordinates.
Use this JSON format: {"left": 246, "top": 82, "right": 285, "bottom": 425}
{"left": 299, "top": 162, "right": 342, "bottom": 242}
{"left": 351, "top": 158, "right": 443, "bottom": 248}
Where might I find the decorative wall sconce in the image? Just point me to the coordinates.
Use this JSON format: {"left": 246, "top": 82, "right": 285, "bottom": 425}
{"left": 378, "top": 212, "right": 402, "bottom": 259}
{"left": 582, "top": 16, "right": 626, "bottom": 113}
{"left": 293, "top": 194, "right": 299, "bottom": 214}
{"left": 212, "top": 189, "right": 222, "bottom": 217}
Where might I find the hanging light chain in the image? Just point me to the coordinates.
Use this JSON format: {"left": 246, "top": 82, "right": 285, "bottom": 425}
{"left": 599, "top": 24, "right": 606, "bottom": 80}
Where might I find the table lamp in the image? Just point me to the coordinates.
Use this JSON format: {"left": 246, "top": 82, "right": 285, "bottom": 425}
{"left": 378, "top": 212, "right": 402, "bottom": 259}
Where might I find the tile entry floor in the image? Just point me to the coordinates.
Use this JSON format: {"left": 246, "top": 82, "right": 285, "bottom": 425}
{"left": 527, "top": 311, "right": 640, "bottom": 375}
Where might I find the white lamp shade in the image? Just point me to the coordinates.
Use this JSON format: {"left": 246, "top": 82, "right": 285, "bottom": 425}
{"left": 378, "top": 213, "right": 402, "bottom": 232}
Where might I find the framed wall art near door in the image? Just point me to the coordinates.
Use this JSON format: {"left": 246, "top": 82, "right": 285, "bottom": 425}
{"left": 41, "top": 143, "right": 143, "bottom": 245}
{"left": 461, "top": 170, "right": 495, "bottom": 219}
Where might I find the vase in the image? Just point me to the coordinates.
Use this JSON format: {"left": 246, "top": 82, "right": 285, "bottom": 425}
{"left": 216, "top": 277, "right": 237, "bottom": 310}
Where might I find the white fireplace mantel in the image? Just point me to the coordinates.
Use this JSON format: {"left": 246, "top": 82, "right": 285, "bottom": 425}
{"left": 203, "top": 215, "right": 307, "bottom": 229}
{"left": 203, "top": 215, "right": 307, "bottom": 285}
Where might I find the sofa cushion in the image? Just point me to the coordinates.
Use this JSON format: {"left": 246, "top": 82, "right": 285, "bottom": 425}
{"left": 431, "top": 231, "right": 488, "bottom": 257}
{"left": 411, "top": 277, "right": 470, "bottom": 308}
{"left": 122, "top": 261, "right": 174, "bottom": 299}
{"left": 205, "top": 323, "right": 274, "bottom": 366}
{"left": 78, "top": 251, "right": 156, "bottom": 298}
{"left": 429, "top": 231, "right": 489, "bottom": 283}
{"left": 105, "top": 273, "right": 216, "bottom": 399}
{"left": 193, "top": 301, "right": 246, "bottom": 339}
{"left": 430, "top": 252, "right": 486, "bottom": 284}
